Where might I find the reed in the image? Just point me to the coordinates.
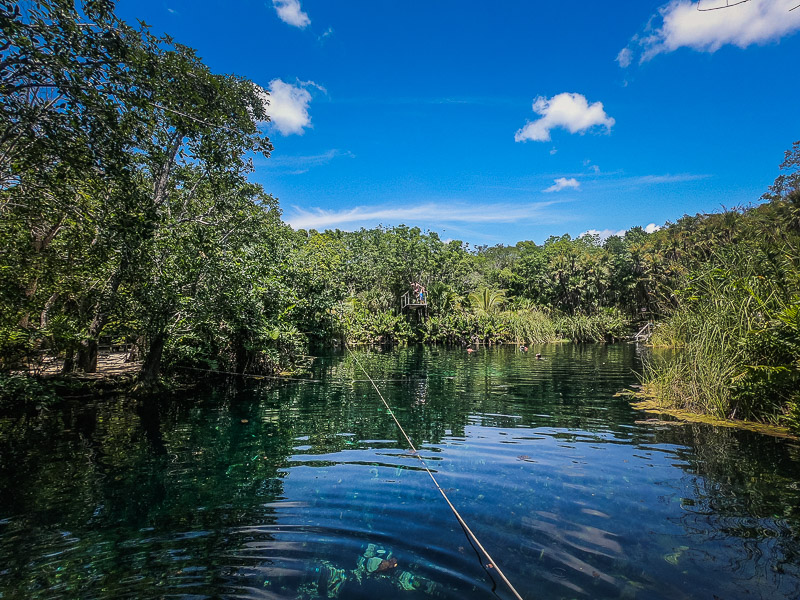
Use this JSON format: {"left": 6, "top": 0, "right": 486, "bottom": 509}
{"left": 503, "top": 309, "right": 559, "bottom": 344}
{"left": 643, "top": 254, "right": 800, "bottom": 428}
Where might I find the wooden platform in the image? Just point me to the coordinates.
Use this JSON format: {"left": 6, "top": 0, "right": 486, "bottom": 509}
{"left": 400, "top": 290, "right": 427, "bottom": 310}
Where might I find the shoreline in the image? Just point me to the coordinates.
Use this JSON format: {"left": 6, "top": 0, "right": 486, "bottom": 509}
{"left": 617, "top": 388, "right": 799, "bottom": 441}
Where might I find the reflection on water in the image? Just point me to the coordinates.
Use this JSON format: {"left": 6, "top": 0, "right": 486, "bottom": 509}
{"left": 1, "top": 345, "right": 799, "bottom": 599}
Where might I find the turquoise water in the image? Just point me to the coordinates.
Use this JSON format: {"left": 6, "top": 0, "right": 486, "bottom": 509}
{"left": 1, "top": 345, "right": 799, "bottom": 599}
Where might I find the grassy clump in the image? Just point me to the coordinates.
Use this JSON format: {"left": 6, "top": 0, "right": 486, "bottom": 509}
{"left": 643, "top": 262, "right": 800, "bottom": 430}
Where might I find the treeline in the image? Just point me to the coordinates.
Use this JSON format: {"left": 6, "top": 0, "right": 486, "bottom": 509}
{"left": 0, "top": 2, "right": 660, "bottom": 387}
{"left": 298, "top": 226, "right": 655, "bottom": 347}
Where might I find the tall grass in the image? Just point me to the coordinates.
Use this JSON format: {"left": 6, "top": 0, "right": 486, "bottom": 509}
{"left": 644, "top": 306, "right": 742, "bottom": 419}
{"left": 642, "top": 261, "right": 800, "bottom": 428}
{"left": 422, "top": 307, "right": 628, "bottom": 346}
{"left": 556, "top": 309, "right": 629, "bottom": 343}
{"left": 503, "top": 309, "right": 558, "bottom": 344}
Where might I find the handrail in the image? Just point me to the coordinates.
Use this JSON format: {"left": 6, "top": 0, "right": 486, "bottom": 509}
{"left": 632, "top": 322, "right": 653, "bottom": 341}
{"left": 400, "top": 289, "right": 426, "bottom": 309}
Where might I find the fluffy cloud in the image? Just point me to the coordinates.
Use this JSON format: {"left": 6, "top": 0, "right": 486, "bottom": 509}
{"left": 515, "top": 93, "right": 615, "bottom": 143}
{"left": 582, "top": 224, "right": 662, "bottom": 241}
{"left": 543, "top": 177, "right": 581, "bottom": 193}
{"left": 260, "top": 79, "right": 321, "bottom": 136}
{"left": 583, "top": 228, "right": 627, "bottom": 241}
{"left": 272, "top": 0, "right": 310, "bottom": 28}
{"left": 621, "top": 0, "right": 800, "bottom": 64}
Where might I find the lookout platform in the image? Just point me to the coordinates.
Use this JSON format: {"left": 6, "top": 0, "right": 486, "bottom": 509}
{"left": 401, "top": 290, "right": 427, "bottom": 310}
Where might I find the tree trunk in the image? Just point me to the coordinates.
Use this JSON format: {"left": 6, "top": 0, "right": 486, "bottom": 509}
{"left": 78, "top": 266, "right": 124, "bottom": 373}
{"left": 77, "top": 314, "right": 102, "bottom": 373}
{"left": 40, "top": 292, "right": 58, "bottom": 329}
{"left": 18, "top": 277, "right": 37, "bottom": 329}
{"left": 126, "top": 335, "right": 144, "bottom": 363}
{"left": 139, "top": 331, "right": 167, "bottom": 388}
{"left": 62, "top": 348, "right": 75, "bottom": 374}
{"left": 234, "top": 332, "right": 249, "bottom": 374}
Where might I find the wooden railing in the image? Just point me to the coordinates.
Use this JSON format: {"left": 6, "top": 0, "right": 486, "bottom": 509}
{"left": 631, "top": 322, "right": 653, "bottom": 342}
{"left": 400, "top": 290, "right": 427, "bottom": 310}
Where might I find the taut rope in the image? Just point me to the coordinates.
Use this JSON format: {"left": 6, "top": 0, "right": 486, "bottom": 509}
{"left": 346, "top": 346, "right": 526, "bottom": 600}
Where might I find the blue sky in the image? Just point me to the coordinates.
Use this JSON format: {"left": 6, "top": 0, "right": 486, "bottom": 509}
{"left": 117, "top": 0, "right": 800, "bottom": 246}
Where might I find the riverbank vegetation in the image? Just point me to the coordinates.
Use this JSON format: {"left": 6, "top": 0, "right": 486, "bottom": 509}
{"left": 1, "top": 1, "right": 798, "bottom": 430}
{"left": 641, "top": 151, "right": 800, "bottom": 431}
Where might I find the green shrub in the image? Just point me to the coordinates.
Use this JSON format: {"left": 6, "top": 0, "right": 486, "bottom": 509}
{"left": 0, "top": 373, "right": 58, "bottom": 413}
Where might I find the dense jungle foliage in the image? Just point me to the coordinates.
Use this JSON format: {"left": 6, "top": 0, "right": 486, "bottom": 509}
{"left": 1, "top": 2, "right": 798, "bottom": 429}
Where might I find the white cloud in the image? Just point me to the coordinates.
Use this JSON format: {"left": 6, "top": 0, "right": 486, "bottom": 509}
{"left": 543, "top": 177, "right": 581, "bottom": 193}
{"left": 582, "top": 224, "right": 662, "bottom": 241}
{"left": 272, "top": 0, "right": 310, "bottom": 28}
{"left": 582, "top": 159, "right": 601, "bottom": 174}
{"left": 629, "top": 173, "right": 710, "bottom": 184}
{"left": 621, "top": 0, "right": 800, "bottom": 64}
{"left": 285, "top": 200, "right": 563, "bottom": 231}
{"left": 319, "top": 27, "right": 334, "bottom": 42}
{"left": 259, "top": 79, "right": 323, "bottom": 136}
{"left": 616, "top": 47, "right": 633, "bottom": 67}
{"left": 264, "top": 149, "right": 354, "bottom": 173}
{"left": 515, "top": 93, "right": 615, "bottom": 143}
{"left": 583, "top": 228, "right": 628, "bottom": 241}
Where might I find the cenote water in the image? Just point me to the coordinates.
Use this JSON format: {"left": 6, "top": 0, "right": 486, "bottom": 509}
{"left": 2, "top": 345, "right": 800, "bottom": 600}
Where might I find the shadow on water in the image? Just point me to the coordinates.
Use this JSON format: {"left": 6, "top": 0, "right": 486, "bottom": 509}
{"left": 0, "top": 344, "right": 799, "bottom": 599}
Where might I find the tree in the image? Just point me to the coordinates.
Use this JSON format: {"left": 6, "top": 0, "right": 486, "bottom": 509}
{"left": 0, "top": 1, "right": 276, "bottom": 382}
{"left": 762, "top": 140, "right": 800, "bottom": 201}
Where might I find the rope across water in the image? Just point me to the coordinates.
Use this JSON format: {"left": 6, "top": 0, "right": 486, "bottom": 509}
{"left": 346, "top": 346, "right": 526, "bottom": 600}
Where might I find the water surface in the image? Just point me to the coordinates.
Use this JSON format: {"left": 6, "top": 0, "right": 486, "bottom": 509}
{"left": 1, "top": 345, "right": 799, "bottom": 599}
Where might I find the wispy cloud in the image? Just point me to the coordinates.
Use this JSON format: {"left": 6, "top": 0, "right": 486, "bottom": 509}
{"left": 627, "top": 173, "right": 710, "bottom": 185}
{"left": 621, "top": 0, "right": 800, "bottom": 65}
{"left": 616, "top": 47, "right": 633, "bottom": 68}
{"left": 515, "top": 92, "right": 615, "bottom": 143}
{"left": 285, "top": 200, "right": 566, "bottom": 231}
{"left": 318, "top": 27, "right": 334, "bottom": 43}
{"left": 272, "top": 0, "right": 310, "bottom": 28}
{"left": 543, "top": 177, "right": 581, "bottom": 193}
{"left": 263, "top": 149, "right": 354, "bottom": 174}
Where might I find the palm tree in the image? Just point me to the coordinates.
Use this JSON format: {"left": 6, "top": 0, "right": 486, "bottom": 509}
{"left": 468, "top": 287, "right": 506, "bottom": 313}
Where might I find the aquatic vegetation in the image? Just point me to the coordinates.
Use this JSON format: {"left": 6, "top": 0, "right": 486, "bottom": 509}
{"left": 663, "top": 546, "right": 689, "bottom": 566}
